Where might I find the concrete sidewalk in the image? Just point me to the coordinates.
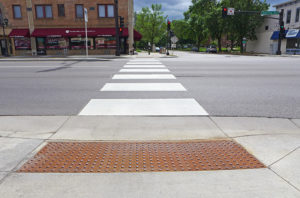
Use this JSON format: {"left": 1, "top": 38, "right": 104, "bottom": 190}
{"left": 0, "top": 55, "right": 128, "bottom": 62}
{"left": 0, "top": 116, "right": 299, "bottom": 197}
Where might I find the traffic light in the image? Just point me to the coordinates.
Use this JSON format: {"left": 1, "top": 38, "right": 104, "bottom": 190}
{"left": 119, "top": 16, "right": 124, "bottom": 35}
{"left": 222, "top": 7, "right": 228, "bottom": 18}
{"left": 279, "top": 21, "right": 285, "bottom": 39}
{"left": 119, "top": 16, "right": 124, "bottom": 28}
{"left": 167, "top": 20, "right": 171, "bottom": 31}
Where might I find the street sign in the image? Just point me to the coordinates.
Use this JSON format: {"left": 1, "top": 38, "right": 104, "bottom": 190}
{"left": 171, "top": 36, "right": 178, "bottom": 44}
{"left": 84, "top": 8, "right": 88, "bottom": 22}
{"left": 228, "top": 8, "right": 235, "bottom": 15}
{"left": 286, "top": 29, "right": 299, "bottom": 38}
{"left": 171, "top": 44, "right": 176, "bottom": 48}
{"left": 261, "top": 11, "right": 280, "bottom": 16}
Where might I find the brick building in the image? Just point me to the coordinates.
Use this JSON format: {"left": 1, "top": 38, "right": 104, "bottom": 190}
{"left": 0, "top": 0, "right": 140, "bottom": 56}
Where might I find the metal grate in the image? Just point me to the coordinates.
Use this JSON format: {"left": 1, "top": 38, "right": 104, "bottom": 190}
{"left": 18, "top": 140, "right": 265, "bottom": 173}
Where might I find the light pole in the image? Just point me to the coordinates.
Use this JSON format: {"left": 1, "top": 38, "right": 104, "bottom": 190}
{"left": 0, "top": 17, "right": 9, "bottom": 56}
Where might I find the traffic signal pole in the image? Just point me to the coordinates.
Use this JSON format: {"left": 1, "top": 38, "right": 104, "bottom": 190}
{"left": 167, "top": 20, "right": 171, "bottom": 56}
{"left": 277, "top": 9, "right": 284, "bottom": 55}
{"left": 114, "top": 0, "right": 120, "bottom": 56}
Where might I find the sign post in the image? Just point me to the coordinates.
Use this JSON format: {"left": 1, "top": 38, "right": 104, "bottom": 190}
{"left": 84, "top": 8, "right": 88, "bottom": 58}
{"left": 261, "top": 11, "right": 280, "bottom": 16}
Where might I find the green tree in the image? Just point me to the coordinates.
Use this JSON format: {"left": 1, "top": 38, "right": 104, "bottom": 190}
{"left": 171, "top": 20, "right": 193, "bottom": 48}
{"left": 222, "top": 0, "right": 269, "bottom": 53}
{"left": 206, "top": 2, "right": 224, "bottom": 52}
{"left": 135, "top": 4, "right": 167, "bottom": 50}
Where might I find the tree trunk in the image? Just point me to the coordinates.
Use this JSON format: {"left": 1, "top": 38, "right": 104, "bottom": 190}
{"left": 197, "top": 35, "right": 201, "bottom": 51}
{"left": 217, "top": 37, "right": 222, "bottom": 53}
{"left": 231, "top": 39, "right": 234, "bottom": 51}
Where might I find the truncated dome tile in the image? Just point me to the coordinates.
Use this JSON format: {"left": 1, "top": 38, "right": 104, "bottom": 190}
{"left": 18, "top": 140, "right": 265, "bottom": 173}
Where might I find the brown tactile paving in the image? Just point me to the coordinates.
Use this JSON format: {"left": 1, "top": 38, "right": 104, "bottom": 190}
{"left": 18, "top": 140, "right": 265, "bottom": 173}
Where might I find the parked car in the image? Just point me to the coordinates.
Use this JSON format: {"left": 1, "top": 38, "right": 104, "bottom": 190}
{"left": 206, "top": 45, "right": 217, "bottom": 53}
{"left": 191, "top": 47, "right": 199, "bottom": 52}
{"left": 155, "top": 47, "right": 160, "bottom": 52}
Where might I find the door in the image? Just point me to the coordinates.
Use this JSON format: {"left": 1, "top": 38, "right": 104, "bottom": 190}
{"left": 36, "top": 37, "right": 47, "bottom": 55}
{"left": 0, "top": 39, "right": 7, "bottom": 55}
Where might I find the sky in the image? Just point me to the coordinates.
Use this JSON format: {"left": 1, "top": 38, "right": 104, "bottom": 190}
{"left": 134, "top": 0, "right": 288, "bottom": 20}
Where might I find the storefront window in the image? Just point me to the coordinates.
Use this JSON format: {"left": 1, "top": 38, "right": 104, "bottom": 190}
{"left": 46, "top": 37, "right": 68, "bottom": 49}
{"left": 287, "top": 39, "right": 300, "bottom": 49}
{"left": 14, "top": 38, "right": 31, "bottom": 50}
{"left": 70, "top": 37, "right": 94, "bottom": 49}
{"left": 95, "top": 37, "right": 116, "bottom": 49}
{"left": 36, "top": 37, "right": 46, "bottom": 50}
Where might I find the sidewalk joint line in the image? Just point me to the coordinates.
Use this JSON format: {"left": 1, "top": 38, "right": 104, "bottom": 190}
{"left": 208, "top": 116, "right": 231, "bottom": 138}
{"left": 269, "top": 167, "right": 300, "bottom": 192}
{"left": 289, "top": 119, "right": 300, "bottom": 129}
{"left": 269, "top": 146, "right": 300, "bottom": 167}
{"left": 0, "top": 116, "right": 72, "bottom": 185}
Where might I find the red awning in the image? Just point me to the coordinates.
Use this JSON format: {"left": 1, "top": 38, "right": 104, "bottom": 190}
{"left": 31, "top": 28, "right": 142, "bottom": 40}
{"left": 9, "top": 29, "right": 30, "bottom": 38}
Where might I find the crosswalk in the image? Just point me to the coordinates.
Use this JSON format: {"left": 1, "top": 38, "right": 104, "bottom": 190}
{"left": 79, "top": 58, "right": 208, "bottom": 116}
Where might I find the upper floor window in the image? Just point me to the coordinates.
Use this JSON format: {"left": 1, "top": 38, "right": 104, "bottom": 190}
{"left": 76, "top": 4, "right": 84, "bottom": 18}
{"left": 98, "top": 5, "right": 114, "bottom": 18}
{"left": 286, "top": 10, "right": 291, "bottom": 24}
{"left": 36, "top": 5, "right": 53, "bottom": 19}
{"left": 296, "top": 8, "right": 300, "bottom": 23}
{"left": 13, "top": 5, "right": 22, "bottom": 19}
{"left": 58, "top": 4, "right": 65, "bottom": 17}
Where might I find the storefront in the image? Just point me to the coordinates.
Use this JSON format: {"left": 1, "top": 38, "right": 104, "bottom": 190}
{"left": 285, "top": 29, "right": 300, "bottom": 55}
{"left": 8, "top": 29, "right": 31, "bottom": 56}
{"left": 271, "top": 29, "right": 300, "bottom": 55}
{"left": 31, "top": 28, "right": 141, "bottom": 55}
{"left": 8, "top": 28, "right": 141, "bottom": 56}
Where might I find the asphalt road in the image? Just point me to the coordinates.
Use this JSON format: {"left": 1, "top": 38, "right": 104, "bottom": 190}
{"left": 0, "top": 52, "right": 300, "bottom": 118}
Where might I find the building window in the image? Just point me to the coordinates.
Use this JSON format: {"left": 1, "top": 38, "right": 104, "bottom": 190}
{"left": 265, "top": 26, "right": 269, "bottom": 31}
{"left": 286, "top": 10, "right": 291, "bottom": 24}
{"left": 46, "top": 38, "right": 68, "bottom": 49}
{"left": 13, "top": 5, "right": 22, "bottom": 19}
{"left": 58, "top": 4, "right": 65, "bottom": 17}
{"left": 98, "top": 5, "right": 114, "bottom": 18}
{"left": 76, "top": 4, "right": 84, "bottom": 18}
{"left": 296, "top": 8, "right": 300, "bottom": 23}
{"left": 36, "top": 5, "right": 53, "bottom": 19}
{"left": 14, "top": 38, "right": 31, "bottom": 50}
{"left": 95, "top": 37, "right": 116, "bottom": 49}
{"left": 107, "top": 5, "right": 114, "bottom": 17}
{"left": 70, "top": 37, "right": 94, "bottom": 49}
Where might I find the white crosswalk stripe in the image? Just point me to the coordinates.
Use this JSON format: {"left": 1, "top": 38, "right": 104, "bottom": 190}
{"left": 112, "top": 74, "right": 176, "bottom": 80}
{"left": 119, "top": 69, "right": 170, "bottom": 73}
{"left": 123, "top": 65, "right": 166, "bottom": 68}
{"left": 79, "top": 99, "right": 208, "bottom": 116}
{"left": 79, "top": 58, "right": 209, "bottom": 116}
{"left": 101, "top": 83, "right": 187, "bottom": 91}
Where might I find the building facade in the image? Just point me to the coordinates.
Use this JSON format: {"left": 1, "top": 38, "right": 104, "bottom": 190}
{"left": 0, "top": 0, "right": 140, "bottom": 56}
{"left": 246, "top": 0, "right": 300, "bottom": 54}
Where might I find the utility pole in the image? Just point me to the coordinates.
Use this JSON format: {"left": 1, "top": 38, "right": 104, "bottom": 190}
{"left": 114, "top": 0, "right": 120, "bottom": 56}
{"left": 128, "top": 0, "right": 134, "bottom": 55}
{"left": 277, "top": 9, "right": 284, "bottom": 55}
{"left": 84, "top": 8, "right": 88, "bottom": 58}
{"left": 26, "top": 0, "right": 37, "bottom": 56}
